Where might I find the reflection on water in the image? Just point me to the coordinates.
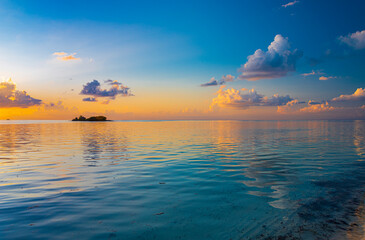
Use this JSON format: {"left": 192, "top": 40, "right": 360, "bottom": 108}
{"left": 0, "top": 120, "right": 364, "bottom": 239}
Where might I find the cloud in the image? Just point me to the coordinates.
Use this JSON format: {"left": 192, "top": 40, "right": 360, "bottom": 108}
{"left": 80, "top": 80, "right": 133, "bottom": 102}
{"left": 301, "top": 70, "right": 324, "bottom": 77}
{"left": 339, "top": 30, "right": 365, "bottom": 49}
{"left": 319, "top": 76, "right": 328, "bottom": 81}
{"left": 200, "top": 75, "right": 235, "bottom": 87}
{"left": 82, "top": 97, "right": 97, "bottom": 102}
{"left": 277, "top": 99, "right": 303, "bottom": 113}
{"left": 302, "top": 70, "right": 316, "bottom": 77}
{"left": 53, "top": 52, "right": 81, "bottom": 61}
{"left": 308, "top": 100, "right": 321, "bottom": 105}
{"left": 210, "top": 87, "right": 294, "bottom": 110}
{"left": 221, "top": 74, "right": 235, "bottom": 83}
{"left": 53, "top": 52, "right": 67, "bottom": 56}
{"left": 238, "top": 34, "right": 302, "bottom": 81}
{"left": 319, "top": 76, "right": 336, "bottom": 81}
{"left": 282, "top": 1, "right": 299, "bottom": 8}
{"left": 0, "top": 79, "right": 42, "bottom": 108}
{"left": 201, "top": 77, "right": 221, "bottom": 87}
{"left": 300, "top": 102, "right": 335, "bottom": 113}
{"left": 43, "top": 101, "right": 74, "bottom": 111}
{"left": 332, "top": 88, "right": 365, "bottom": 102}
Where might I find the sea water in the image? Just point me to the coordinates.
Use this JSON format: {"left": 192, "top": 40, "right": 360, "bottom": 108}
{"left": 0, "top": 120, "right": 364, "bottom": 239}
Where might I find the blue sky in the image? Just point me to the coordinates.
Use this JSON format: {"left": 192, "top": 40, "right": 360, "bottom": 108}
{"left": 0, "top": 0, "right": 364, "bottom": 119}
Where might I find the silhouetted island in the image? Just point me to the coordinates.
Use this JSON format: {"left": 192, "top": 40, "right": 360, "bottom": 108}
{"left": 72, "top": 115, "right": 109, "bottom": 121}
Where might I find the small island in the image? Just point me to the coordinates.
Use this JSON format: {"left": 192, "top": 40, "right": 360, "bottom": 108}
{"left": 72, "top": 115, "right": 109, "bottom": 121}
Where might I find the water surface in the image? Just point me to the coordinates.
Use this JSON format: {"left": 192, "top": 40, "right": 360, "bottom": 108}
{"left": 0, "top": 120, "right": 364, "bottom": 239}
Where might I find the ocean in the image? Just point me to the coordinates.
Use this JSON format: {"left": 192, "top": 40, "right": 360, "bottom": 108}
{"left": 0, "top": 120, "right": 364, "bottom": 239}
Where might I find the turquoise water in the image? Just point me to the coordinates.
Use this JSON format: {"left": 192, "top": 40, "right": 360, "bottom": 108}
{"left": 0, "top": 120, "right": 364, "bottom": 239}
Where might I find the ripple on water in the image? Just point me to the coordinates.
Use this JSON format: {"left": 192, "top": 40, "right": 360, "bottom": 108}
{"left": 0, "top": 120, "right": 364, "bottom": 239}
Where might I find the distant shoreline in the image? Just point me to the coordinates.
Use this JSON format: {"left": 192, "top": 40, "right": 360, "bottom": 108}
{"left": 72, "top": 115, "right": 109, "bottom": 121}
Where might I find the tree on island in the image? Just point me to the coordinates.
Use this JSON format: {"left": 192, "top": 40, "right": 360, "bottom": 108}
{"left": 72, "top": 115, "right": 108, "bottom": 121}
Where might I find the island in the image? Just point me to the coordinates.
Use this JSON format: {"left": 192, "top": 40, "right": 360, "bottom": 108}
{"left": 72, "top": 115, "right": 109, "bottom": 121}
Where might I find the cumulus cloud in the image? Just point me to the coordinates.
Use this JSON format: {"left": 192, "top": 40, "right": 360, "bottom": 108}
{"left": 282, "top": 1, "right": 299, "bottom": 8}
{"left": 80, "top": 80, "right": 133, "bottom": 103}
{"left": 210, "top": 87, "right": 294, "bottom": 110}
{"left": 332, "top": 88, "right": 365, "bottom": 102}
{"left": 277, "top": 99, "right": 303, "bottom": 113}
{"left": 238, "top": 34, "right": 302, "bottom": 81}
{"left": 200, "top": 75, "right": 235, "bottom": 87}
{"left": 300, "top": 102, "right": 335, "bottom": 113}
{"left": 339, "top": 30, "right": 365, "bottom": 49}
{"left": 0, "top": 79, "right": 42, "bottom": 108}
{"left": 53, "top": 52, "right": 81, "bottom": 61}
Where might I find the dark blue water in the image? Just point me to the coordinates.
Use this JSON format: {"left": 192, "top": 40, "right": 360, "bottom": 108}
{"left": 0, "top": 120, "right": 364, "bottom": 239}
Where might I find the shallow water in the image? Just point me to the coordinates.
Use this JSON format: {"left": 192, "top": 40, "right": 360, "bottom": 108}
{"left": 0, "top": 120, "right": 364, "bottom": 239}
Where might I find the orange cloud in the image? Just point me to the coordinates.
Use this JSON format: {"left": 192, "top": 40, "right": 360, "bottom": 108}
{"left": 319, "top": 76, "right": 336, "bottom": 81}
{"left": 332, "top": 88, "right": 365, "bottom": 102}
{"left": 277, "top": 99, "right": 302, "bottom": 113}
{"left": 53, "top": 52, "right": 81, "bottom": 61}
{"left": 300, "top": 102, "right": 335, "bottom": 113}
{"left": 52, "top": 52, "right": 67, "bottom": 56}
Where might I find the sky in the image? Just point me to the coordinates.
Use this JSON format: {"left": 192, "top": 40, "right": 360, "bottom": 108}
{"left": 0, "top": 0, "right": 365, "bottom": 120}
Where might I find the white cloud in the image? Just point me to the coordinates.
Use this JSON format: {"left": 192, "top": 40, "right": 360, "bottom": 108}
{"left": 238, "top": 35, "right": 302, "bottom": 81}
{"left": 339, "top": 30, "right": 365, "bottom": 49}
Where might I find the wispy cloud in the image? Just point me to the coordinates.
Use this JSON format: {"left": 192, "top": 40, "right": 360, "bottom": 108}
{"left": 319, "top": 76, "right": 336, "bottom": 81}
{"left": 302, "top": 70, "right": 316, "bottom": 77}
{"left": 238, "top": 34, "right": 302, "bottom": 81}
{"left": 339, "top": 30, "right": 365, "bottom": 49}
{"left": 0, "top": 79, "right": 42, "bottom": 108}
{"left": 53, "top": 52, "right": 81, "bottom": 61}
{"left": 80, "top": 79, "right": 133, "bottom": 103}
{"left": 308, "top": 100, "right": 321, "bottom": 105}
{"left": 282, "top": 1, "right": 299, "bottom": 8}
{"left": 301, "top": 70, "right": 324, "bottom": 77}
{"left": 53, "top": 52, "right": 68, "bottom": 56}
{"left": 200, "top": 75, "right": 235, "bottom": 87}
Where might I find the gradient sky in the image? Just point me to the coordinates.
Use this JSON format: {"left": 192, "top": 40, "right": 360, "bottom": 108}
{"left": 0, "top": 0, "right": 365, "bottom": 120}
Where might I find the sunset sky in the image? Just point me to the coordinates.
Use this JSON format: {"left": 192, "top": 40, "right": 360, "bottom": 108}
{"left": 0, "top": 0, "right": 365, "bottom": 120}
